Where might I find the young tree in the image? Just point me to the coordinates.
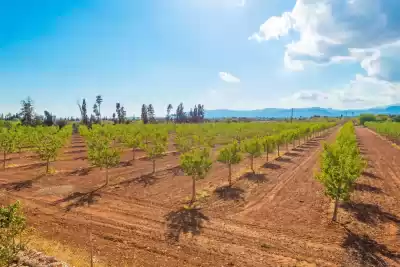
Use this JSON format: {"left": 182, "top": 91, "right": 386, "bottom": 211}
{"left": 87, "top": 135, "right": 120, "bottom": 185}
{"left": 34, "top": 133, "right": 63, "bottom": 174}
{"left": 147, "top": 104, "right": 155, "bottom": 123}
{"left": 315, "top": 122, "right": 364, "bottom": 221}
{"left": 180, "top": 147, "right": 212, "bottom": 205}
{"left": 0, "top": 129, "right": 16, "bottom": 171}
{"left": 141, "top": 104, "right": 149, "bottom": 124}
{"left": 166, "top": 104, "right": 173, "bottom": 123}
{"left": 217, "top": 141, "right": 242, "bottom": 187}
{"left": 96, "top": 95, "right": 103, "bottom": 123}
{"left": 20, "top": 97, "right": 35, "bottom": 126}
{"left": 0, "top": 201, "right": 27, "bottom": 266}
{"left": 142, "top": 131, "right": 167, "bottom": 173}
{"left": 242, "top": 138, "right": 263, "bottom": 174}
{"left": 123, "top": 130, "right": 142, "bottom": 162}
{"left": 262, "top": 136, "right": 276, "bottom": 162}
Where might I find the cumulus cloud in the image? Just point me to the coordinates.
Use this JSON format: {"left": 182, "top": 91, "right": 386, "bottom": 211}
{"left": 250, "top": 0, "right": 400, "bottom": 78}
{"left": 219, "top": 72, "right": 241, "bottom": 83}
{"left": 282, "top": 75, "right": 400, "bottom": 109}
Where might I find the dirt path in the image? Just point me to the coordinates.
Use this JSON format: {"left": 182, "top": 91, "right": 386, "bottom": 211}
{"left": 339, "top": 127, "right": 400, "bottom": 267}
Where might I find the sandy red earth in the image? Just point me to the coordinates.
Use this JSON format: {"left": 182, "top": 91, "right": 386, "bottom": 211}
{"left": 0, "top": 127, "right": 399, "bottom": 266}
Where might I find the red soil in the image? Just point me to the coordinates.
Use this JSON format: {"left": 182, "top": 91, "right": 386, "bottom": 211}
{"left": 0, "top": 127, "right": 399, "bottom": 266}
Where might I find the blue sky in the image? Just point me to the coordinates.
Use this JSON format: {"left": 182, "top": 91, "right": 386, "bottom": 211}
{"left": 1, "top": 0, "right": 400, "bottom": 117}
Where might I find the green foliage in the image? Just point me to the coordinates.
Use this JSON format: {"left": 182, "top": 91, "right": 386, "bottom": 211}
{"left": 122, "top": 129, "right": 142, "bottom": 161}
{"left": 0, "top": 128, "right": 17, "bottom": 170}
{"left": 0, "top": 201, "right": 26, "bottom": 266}
{"left": 365, "top": 121, "right": 400, "bottom": 140}
{"left": 142, "top": 131, "right": 168, "bottom": 173}
{"left": 217, "top": 141, "right": 242, "bottom": 186}
{"left": 33, "top": 132, "right": 64, "bottom": 173}
{"left": 359, "top": 113, "right": 376, "bottom": 126}
{"left": 87, "top": 134, "right": 121, "bottom": 185}
{"left": 180, "top": 147, "right": 212, "bottom": 204}
{"left": 315, "top": 122, "right": 364, "bottom": 221}
{"left": 262, "top": 136, "right": 276, "bottom": 161}
{"left": 242, "top": 137, "right": 263, "bottom": 173}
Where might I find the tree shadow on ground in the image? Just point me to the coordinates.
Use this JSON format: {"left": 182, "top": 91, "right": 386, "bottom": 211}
{"left": 70, "top": 144, "right": 86, "bottom": 149}
{"left": 21, "top": 162, "right": 47, "bottom": 171}
{"left": 262, "top": 162, "right": 281, "bottom": 170}
{"left": 73, "top": 156, "right": 87, "bottom": 161}
{"left": 362, "top": 171, "right": 381, "bottom": 180}
{"left": 119, "top": 160, "right": 133, "bottom": 167}
{"left": 341, "top": 202, "right": 400, "bottom": 226}
{"left": 285, "top": 152, "right": 299, "bottom": 157}
{"left": 67, "top": 167, "right": 92, "bottom": 176}
{"left": 276, "top": 157, "right": 292, "bottom": 163}
{"left": 52, "top": 184, "right": 105, "bottom": 211}
{"left": 164, "top": 208, "right": 209, "bottom": 242}
{"left": 342, "top": 228, "right": 400, "bottom": 266}
{"left": 114, "top": 173, "right": 159, "bottom": 188}
{"left": 241, "top": 172, "right": 267, "bottom": 183}
{"left": 292, "top": 148, "right": 304, "bottom": 152}
{"left": 214, "top": 185, "right": 244, "bottom": 201}
{"left": 354, "top": 183, "right": 383, "bottom": 194}
{"left": 64, "top": 149, "right": 87, "bottom": 155}
{"left": 0, "top": 174, "right": 44, "bottom": 191}
{"left": 135, "top": 174, "right": 159, "bottom": 187}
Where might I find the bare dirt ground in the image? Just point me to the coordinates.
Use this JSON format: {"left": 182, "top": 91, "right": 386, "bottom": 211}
{"left": 0, "top": 127, "right": 399, "bottom": 267}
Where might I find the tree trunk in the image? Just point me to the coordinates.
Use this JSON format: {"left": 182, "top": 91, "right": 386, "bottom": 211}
{"left": 286, "top": 142, "right": 289, "bottom": 151}
{"left": 250, "top": 156, "right": 254, "bottom": 174}
{"left": 277, "top": 145, "right": 280, "bottom": 157}
{"left": 332, "top": 196, "right": 339, "bottom": 222}
{"left": 266, "top": 152, "right": 269, "bottom": 162}
{"left": 105, "top": 167, "right": 109, "bottom": 186}
{"left": 99, "top": 105, "right": 101, "bottom": 124}
{"left": 228, "top": 164, "right": 232, "bottom": 187}
{"left": 191, "top": 176, "right": 196, "bottom": 204}
{"left": 46, "top": 158, "right": 50, "bottom": 174}
{"left": 152, "top": 159, "right": 156, "bottom": 174}
{"left": 132, "top": 148, "right": 135, "bottom": 161}
{"left": 3, "top": 151, "right": 6, "bottom": 171}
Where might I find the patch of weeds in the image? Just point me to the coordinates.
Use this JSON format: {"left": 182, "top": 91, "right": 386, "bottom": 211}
{"left": 261, "top": 243, "right": 272, "bottom": 249}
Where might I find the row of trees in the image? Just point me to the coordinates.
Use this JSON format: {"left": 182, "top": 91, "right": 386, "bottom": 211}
{"left": 79, "top": 121, "right": 335, "bottom": 206}
{"left": 315, "top": 121, "right": 364, "bottom": 221}
{"left": 365, "top": 121, "right": 400, "bottom": 140}
{"left": 0, "top": 125, "right": 71, "bottom": 172}
{"left": 141, "top": 103, "right": 206, "bottom": 124}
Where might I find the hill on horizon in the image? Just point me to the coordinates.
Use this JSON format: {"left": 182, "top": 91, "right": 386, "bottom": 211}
{"left": 205, "top": 105, "right": 400, "bottom": 119}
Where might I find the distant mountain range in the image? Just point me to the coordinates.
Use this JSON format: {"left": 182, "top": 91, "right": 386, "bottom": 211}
{"left": 205, "top": 105, "right": 400, "bottom": 119}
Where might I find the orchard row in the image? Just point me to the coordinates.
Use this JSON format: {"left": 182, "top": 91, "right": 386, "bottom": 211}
{"left": 365, "top": 121, "right": 400, "bottom": 140}
{"left": 78, "top": 121, "right": 337, "bottom": 206}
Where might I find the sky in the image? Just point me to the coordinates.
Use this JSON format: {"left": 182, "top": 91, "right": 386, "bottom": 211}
{"left": 1, "top": 0, "right": 400, "bottom": 118}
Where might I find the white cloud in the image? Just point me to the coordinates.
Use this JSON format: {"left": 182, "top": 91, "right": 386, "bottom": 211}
{"left": 250, "top": 0, "right": 400, "bottom": 79}
{"left": 282, "top": 75, "right": 400, "bottom": 109}
{"left": 219, "top": 72, "right": 241, "bottom": 83}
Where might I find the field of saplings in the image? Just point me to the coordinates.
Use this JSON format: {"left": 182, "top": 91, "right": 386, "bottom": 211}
{"left": 1, "top": 119, "right": 400, "bottom": 267}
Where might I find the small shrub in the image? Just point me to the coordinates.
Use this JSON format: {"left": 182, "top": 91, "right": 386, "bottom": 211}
{"left": 0, "top": 201, "right": 27, "bottom": 266}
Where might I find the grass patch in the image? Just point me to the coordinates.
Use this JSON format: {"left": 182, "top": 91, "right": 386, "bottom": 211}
{"left": 23, "top": 228, "right": 104, "bottom": 267}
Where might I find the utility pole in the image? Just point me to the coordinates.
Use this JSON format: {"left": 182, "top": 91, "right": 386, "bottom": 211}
{"left": 290, "top": 108, "right": 294, "bottom": 123}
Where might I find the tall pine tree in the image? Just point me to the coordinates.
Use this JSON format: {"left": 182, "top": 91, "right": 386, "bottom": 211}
{"left": 141, "top": 104, "right": 149, "bottom": 124}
